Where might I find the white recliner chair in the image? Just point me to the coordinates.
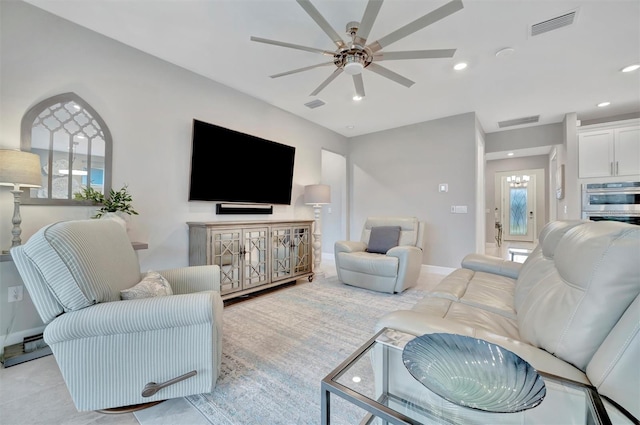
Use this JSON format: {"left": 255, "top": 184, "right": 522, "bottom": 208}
{"left": 334, "top": 216, "right": 425, "bottom": 293}
{"left": 11, "top": 219, "right": 223, "bottom": 412}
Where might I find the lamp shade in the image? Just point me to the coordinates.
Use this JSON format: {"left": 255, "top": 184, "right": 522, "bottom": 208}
{"left": 304, "top": 184, "right": 331, "bottom": 205}
{"left": 0, "top": 150, "right": 42, "bottom": 188}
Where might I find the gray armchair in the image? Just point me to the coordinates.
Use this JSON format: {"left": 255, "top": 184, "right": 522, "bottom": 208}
{"left": 334, "top": 216, "right": 425, "bottom": 293}
{"left": 10, "top": 219, "right": 223, "bottom": 412}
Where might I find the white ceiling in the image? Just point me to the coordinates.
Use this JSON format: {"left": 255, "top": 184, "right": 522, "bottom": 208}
{"left": 23, "top": 0, "right": 640, "bottom": 138}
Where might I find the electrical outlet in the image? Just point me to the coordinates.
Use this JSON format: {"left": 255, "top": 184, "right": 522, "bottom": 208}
{"left": 8, "top": 285, "right": 23, "bottom": 302}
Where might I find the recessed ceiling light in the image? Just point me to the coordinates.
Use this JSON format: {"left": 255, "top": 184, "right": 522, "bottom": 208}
{"left": 352, "top": 95, "right": 362, "bottom": 101}
{"left": 622, "top": 64, "right": 640, "bottom": 73}
{"left": 346, "top": 125, "right": 354, "bottom": 129}
{"left": 507, "top": 152, "right": 514, "bottom": 156}
{"left": 453, "top": 62, "right": 467, "bottom": 71}
{"left": 495, "top": 47, "right": 515, "bottom": 58}
{"left": 597, "top": 102, "right": 611, "bottom": 107}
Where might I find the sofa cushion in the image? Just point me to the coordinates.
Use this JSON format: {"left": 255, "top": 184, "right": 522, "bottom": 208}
{"left": 366, "top": 226, "right": 401, "bottom": 254}
{"left": 408, "top": 294, "right": 520, "bottom": 340}
{"left": 337, "top": 251, "right": 399, "bottom": 277}
{"left": 517, "top": 221, "right": 640, "bottom": 370}
{"left": 428, "top": 268, "right": 517, "bottom": 319}
{"left": 22, "top": 219, "right": 141, "bottom": 311}
{"left": 515, "top": 220, "right": 584, "bottom": 310}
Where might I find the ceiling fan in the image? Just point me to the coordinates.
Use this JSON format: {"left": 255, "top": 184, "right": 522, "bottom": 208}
{"left": 251, "top": 0, "right": 464, "bottom": 98}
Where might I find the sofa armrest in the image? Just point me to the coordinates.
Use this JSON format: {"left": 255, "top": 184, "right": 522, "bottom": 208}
{"left": 461, "top": 253, "right": 521, "bottom": 279}
{"left": 334, "top": 240, "right": 366, "bottom": 254}
{"left": 44, "top": 291, "right": 222, "bottom": 344}
{"left": 386, "top": 246, "right": 423, "bottom": 292}
{"left": 375, "top": 310, "right": 589, "bottom": 384}
{"left": 157, "top": 265, "right": 221, "bottom": 294}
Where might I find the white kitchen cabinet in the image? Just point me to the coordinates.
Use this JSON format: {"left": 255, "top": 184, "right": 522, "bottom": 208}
{"left": 578, "top": 124, "right": 639, "bottom": 178}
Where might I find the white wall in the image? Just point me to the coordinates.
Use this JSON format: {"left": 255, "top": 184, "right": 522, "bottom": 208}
{"left": 485, "top": 123, "right": 563, "bottom": 153}
{"left": 348, "top": 112, "right": 477, "bottom": 268}
{"left": 0, "top": 1, "right": 348, "bottom": 342}
{"left": 475, "top": 120, "right": 486, "bottom": 254}
{"left": 321, "top": 149, "right": 346, "bottom": 256}
{"left": 559, "top": 113, "right": 580, "bottom": 219}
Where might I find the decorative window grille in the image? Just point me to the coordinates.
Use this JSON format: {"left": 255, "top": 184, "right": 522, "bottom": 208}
{"left": 21, "top": 93, "right": 112, "bottom": 205}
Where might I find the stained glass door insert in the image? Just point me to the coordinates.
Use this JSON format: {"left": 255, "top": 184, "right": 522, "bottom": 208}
{"left": 501, "top": 173, "right": 536, "bottom": 243}
{"left": 510, "top": 187, "right": 528, "bottom": 235}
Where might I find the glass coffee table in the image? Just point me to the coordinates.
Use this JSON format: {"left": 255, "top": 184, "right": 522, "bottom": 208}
{"left": 321, "top": 328, "right": 626, "bottom": 425}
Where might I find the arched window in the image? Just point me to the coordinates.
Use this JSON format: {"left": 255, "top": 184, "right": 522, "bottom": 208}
{"left": 21, "top": 93, "right": 112, "bottom": 205}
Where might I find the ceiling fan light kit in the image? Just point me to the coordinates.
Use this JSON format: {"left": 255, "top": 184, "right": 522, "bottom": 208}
{"left": 252, "top": 0, "right": 464, "bottom": 99}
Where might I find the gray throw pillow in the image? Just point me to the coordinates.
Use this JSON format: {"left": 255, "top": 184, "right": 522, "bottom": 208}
{"left": 366, "top": 226, "right": 401, "bottom": 254}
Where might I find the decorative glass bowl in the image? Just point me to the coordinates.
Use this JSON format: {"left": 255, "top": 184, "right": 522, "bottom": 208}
{"left": 402, "top": 333, "right": 546, "bottom": 413}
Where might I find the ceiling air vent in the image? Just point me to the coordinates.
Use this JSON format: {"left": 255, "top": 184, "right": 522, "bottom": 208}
{"left": 531, "top": 11, "right": 577, "bottom": 36}
{"left": 498, "top": 115, "right": 540, "bottom": 128}
{"left": 304, "top": 99, "right": 325, "bottom": 109}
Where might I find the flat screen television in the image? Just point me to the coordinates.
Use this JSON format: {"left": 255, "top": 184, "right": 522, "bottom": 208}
{"left": 188, "top": 119, "right": 296, "bottom": 205}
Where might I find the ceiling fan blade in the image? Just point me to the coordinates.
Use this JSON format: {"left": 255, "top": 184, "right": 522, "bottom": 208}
{"left": 251, "top": 36, "right": 334, "bottom": 56}
{"left": 367, "top": 0, "right": 464, "bottom": 53}
{"left": 374, "top": 49, "right": 456, "bottom": 61}
{"left": 354, "top": 0, "right": 384, "bottom": 46}
{"left": 310, "top": 68, "right": 344, "bottom": 96}
{"left": 270, "top": 62, "right": 335, "bottom": 78}
{"left": 366, "top": 63, "right": 414, "bottom": 88}
{"left": 297, "top": 0, "right": 346, "bottom": 49}
{"left": 353, "top": 74, "right": 365, "bottom": 98}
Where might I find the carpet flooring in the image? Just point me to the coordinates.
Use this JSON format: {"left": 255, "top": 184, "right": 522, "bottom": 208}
{"left": 183, "top": 274, "right": 429, "bottom": 425}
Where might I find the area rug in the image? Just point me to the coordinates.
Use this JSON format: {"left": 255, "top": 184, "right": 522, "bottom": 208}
{"left": 184, "top": 274, "right": 428, "bottom": 425}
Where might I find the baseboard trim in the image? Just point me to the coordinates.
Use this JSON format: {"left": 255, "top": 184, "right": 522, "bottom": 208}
{"left": 1, "top": 325, "right": 46, "bottom": 355}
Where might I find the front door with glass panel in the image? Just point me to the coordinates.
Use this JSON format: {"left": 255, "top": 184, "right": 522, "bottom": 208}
{"left": 502, "top": 174, "right": 536, "bottom": 242}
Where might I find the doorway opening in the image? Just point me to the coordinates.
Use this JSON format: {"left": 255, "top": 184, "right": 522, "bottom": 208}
{"left": 495, "top": 168, "right": 545, "bottom": 244}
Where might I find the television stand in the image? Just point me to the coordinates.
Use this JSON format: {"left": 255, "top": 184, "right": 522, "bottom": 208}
{"left": 187, "top": 219, "right": 314, "bottom": 300}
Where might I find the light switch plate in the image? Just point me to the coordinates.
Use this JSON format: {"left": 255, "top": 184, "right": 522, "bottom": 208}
{"left": 439, "top": 183, "right": 448, "bottom": 193}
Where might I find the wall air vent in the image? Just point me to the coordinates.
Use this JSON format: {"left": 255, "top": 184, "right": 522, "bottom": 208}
{"left": 531, "top": 11, "right": 577, "bottom": 36}
{"left": 498, "top": 115, "right": 540, "bottom": 128}
{"left": 304, "top": 99, "right": 325, "bottom": 109}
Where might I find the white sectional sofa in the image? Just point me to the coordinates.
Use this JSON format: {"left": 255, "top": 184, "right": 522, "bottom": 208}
{"left": 376, "top": 220, "right": 640, "bottom": 421}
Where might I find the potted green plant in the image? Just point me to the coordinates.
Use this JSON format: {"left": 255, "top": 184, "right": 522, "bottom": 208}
{"left": 74, "top": 185, "right": 139, "bottom": 219}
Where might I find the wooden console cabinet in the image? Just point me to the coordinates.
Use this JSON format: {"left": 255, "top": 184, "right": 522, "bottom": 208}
{"left": 187, "top": 220, "right": 313, "bottom": 300}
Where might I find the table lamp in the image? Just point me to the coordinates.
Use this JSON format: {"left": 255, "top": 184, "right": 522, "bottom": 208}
{"left": 0, "top": 150, "right": 42, "bottom": 251}
{"left": 304, "top": 184, "right": 331, "bottom": 272}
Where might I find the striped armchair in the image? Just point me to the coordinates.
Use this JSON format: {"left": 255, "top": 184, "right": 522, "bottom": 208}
{"left": 10, "top": 219, "right": 223, "bottom": 412}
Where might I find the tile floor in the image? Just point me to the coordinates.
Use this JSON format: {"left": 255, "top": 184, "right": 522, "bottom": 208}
{"left": 485, "top": 239, "right": 536, "bottom": 263}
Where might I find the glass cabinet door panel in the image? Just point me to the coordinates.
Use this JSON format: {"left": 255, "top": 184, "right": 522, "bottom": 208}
{"left": 243, "top": 228, "right": 268, "bottom": 288}
{"left": 293, "top": 227, "right": 311, "bottom": 274}
{"left": 272, "top": 228, "right": 292, "bottom": 280}
{"left": 212, "top": 231, "right": 242, "bottom": 294}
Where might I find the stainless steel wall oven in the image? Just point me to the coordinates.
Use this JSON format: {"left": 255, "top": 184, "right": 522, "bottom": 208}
{"left": 582, "top": 182, "right": 640, "bottom": 225}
